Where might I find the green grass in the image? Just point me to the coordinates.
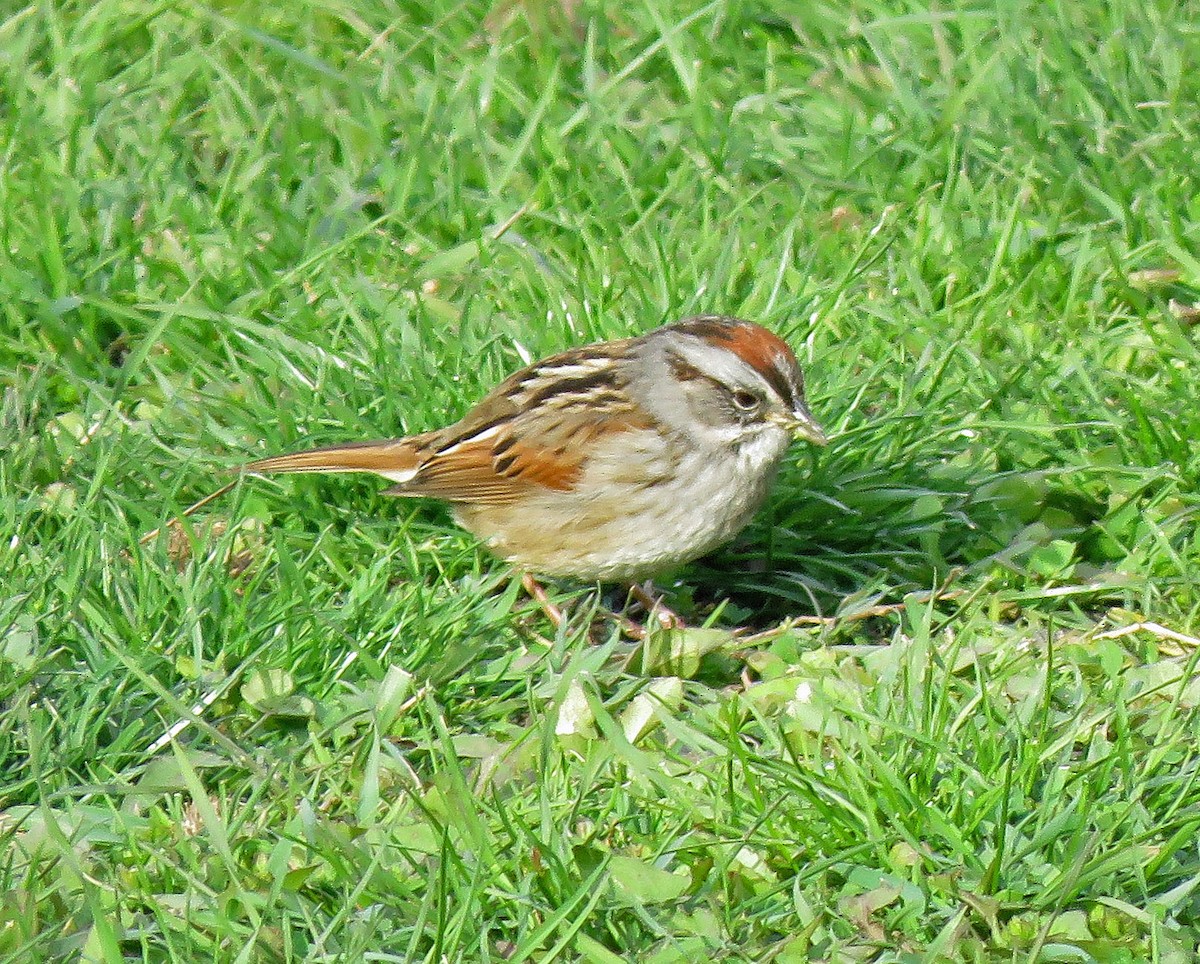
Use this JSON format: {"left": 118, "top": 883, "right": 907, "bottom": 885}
{"left": 3, "top": 0, "right": 1199, "bottom": 959}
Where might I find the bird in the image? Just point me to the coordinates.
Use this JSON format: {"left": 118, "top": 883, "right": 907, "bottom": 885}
{"left": 243, "top": 315, "right": 827, "bottom": 587}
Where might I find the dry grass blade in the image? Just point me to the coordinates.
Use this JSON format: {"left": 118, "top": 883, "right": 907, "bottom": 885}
{"left": 138, "top": 480, "right": 239, "bottom": 546}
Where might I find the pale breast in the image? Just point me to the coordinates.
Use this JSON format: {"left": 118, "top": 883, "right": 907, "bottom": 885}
{"left": 453, "top": 425, "right": 790, "bottom": 581}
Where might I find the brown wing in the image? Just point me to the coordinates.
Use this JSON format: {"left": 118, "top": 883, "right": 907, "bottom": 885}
{"left": 386, "top": 345, "right": 653, "bottom": 505}
{"left": 385, "top": 412, "right": 638, "bottom": 505}
{"left": 247, "top": 337, "right": 650, "bottom": 505}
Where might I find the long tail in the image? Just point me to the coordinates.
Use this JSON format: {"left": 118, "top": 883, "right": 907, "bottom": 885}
{"left": 243, "top": 440, "right": 421, "bottom": 482}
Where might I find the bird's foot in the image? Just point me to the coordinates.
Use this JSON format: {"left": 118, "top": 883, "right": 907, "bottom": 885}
{"left": 623, "top": 581, "right": 684, "bottom": 638}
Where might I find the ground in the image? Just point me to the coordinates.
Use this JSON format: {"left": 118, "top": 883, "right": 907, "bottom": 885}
{"left": 2, "top": 1, "right": 1199, "bottom": 960}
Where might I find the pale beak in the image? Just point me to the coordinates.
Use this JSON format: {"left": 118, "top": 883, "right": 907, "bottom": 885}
{"left": 774, "top": 405, "right": 828, "bottom": 446}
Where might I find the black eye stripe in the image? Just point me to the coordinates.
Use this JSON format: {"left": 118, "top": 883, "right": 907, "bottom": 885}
{"left": 761, "top": 363, "right": 799, "bottom": 409}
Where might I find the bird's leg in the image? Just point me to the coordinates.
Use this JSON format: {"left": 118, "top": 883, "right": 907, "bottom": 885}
{"left": 518, "top": 572, "right": 630, "bottom": 640}
{"left": 518, "top": 573, "right": 681, "bottom": 641}
{"left": 520, "top": 571, "right": 565, "bottom": 628}
{"left": 627, "top": 581, "right": 683, "bottom": 632}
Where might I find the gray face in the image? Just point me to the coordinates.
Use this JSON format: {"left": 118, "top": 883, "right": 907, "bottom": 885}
{"left": 637, "top": 330, "right": 797, "bottom": 451}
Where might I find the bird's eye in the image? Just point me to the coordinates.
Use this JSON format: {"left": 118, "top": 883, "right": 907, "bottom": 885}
{"left": 731, "top": 389, "right": 760, "bottom": 412}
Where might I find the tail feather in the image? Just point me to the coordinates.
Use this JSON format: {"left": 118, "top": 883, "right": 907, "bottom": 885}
{"left": 244, "top": 440, "right": 421, "bottom": 483}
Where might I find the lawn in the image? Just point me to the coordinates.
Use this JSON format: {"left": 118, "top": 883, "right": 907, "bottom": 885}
{"left": 2, "top": 0, "right": 1199, "bottom": 960}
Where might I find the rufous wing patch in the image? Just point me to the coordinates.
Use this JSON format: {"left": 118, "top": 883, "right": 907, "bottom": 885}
{"left": 390, "top": 408, "right": 655, "bottom": 505}
{"left": 492, "top": 437, "right": 582, "bottom": 491}
{"left": 391, "top": 433, "right": 585, "bottom": 504}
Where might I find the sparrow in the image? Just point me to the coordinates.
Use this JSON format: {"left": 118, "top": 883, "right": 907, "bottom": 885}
{"left": 244, "top": 315, "right": 827, "bottom": 582}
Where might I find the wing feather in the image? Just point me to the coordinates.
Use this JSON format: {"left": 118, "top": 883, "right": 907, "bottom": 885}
{"left": 386, "top": 409, "right": 649, "bottom": 505}
{"left": 247, "top": 340, "right": 652, "bottom": 506}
